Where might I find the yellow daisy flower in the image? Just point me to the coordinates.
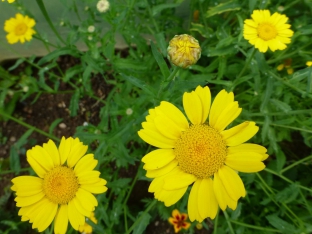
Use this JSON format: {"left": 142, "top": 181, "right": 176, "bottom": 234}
{"left": 79, "top": 211, "right": 97, "bottom": 234}
{"left": 11, "top": 137, "right": 108, "bottom": 234}
{"left": 306, "top": 61, "right": 312, "bottom": 67}
{"left": 2, "top": 0, "right": 15, "bottom": 3}
{"left": 138, "top": 86, "right": 268, "bottom": 222}
{"left": 4, "top": 13, "right": 36, "bottom": 44}
{"left": 168, "top": 209, "right": 191, "bottom": 233}
{"left": 243, "top": 9, "right": 294, "bottom": 53}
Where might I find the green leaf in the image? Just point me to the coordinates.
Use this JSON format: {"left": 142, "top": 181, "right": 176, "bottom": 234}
{"left": 133, "top": 212, "right": 151, "bottom": 234}
{"left": 151, "top": 3, "right": 180, "bottom": 16}
{"left": 154, "top": 32, "right": 167, "bottom": 56}
{"left": 206, "top": 0, "right": 241, "bottom": 18}
{"left": 275, "top": 184, "right": 300, "bottom": 204}
{"left": 69, "top": 89, "right": 80, "bottom": 116}
{"left": 270, "top": 99, "right": 292, "bottom": 113}
{"left": 151, "top": 41, "right": 170, "bottom": 79}
{"left": 204, "top": 45, "right": 238, "bottom": 57}
{"left": 49, "top": 118, "right": 63, "bottom": 135}
{"left": 120, "top": 74, "right": 156, "bottom": 97}
{"left": 37, "top": 47, "right": 80, "bottom": 65}
{"left": 190, "top": 23, "right": 214, "bottom": 38}
{"left": 114, "top": 58, "right": 147, "bottom": 71}
{"left": 64, "top": 65, "right": 83, "bottom": 82}
{"left": 266, "top": 214, "right": 297, "bottom": 234}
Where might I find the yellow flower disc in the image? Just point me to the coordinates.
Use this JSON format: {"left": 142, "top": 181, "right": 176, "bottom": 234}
{"left": 14, "top": 23, "right": 28, "bottom": 36}
{"left": 42, "top": 166, "right": 79, "bottom": 204}
{"left": 174, "top": 124, "right": 227, "bottom": 179}
{"left": 257, "top": 23, "right": 277, "bottom": 41}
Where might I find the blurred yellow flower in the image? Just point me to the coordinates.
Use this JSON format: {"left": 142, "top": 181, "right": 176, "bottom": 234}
{"left": 4, "top": 13, "right": 36, "bottom": 44}
{"left": 244, "top": 10, "right": 293, "bottom": 53}
{"left": 167, "top": 34, "right": 201, "bottom": 68}
{"left": 277, "top": 58, "right": 294, "bottom": 75}
{"left": 79, "top": 212, "right": 97, "bottom": 234}
{"left": 306, "top": 61, "right": 312, "bottom": 67}
{"left": 138, "top": 86, "right": 268, "bottom": 222}
{"left": 11, "top": 137, "right": 108, "bottom": 234}
{"left": 2, "top": 0, "right": 15, "bottom": 3}
{"left": 168, "top": 209, "right": 191, "bottom": 233}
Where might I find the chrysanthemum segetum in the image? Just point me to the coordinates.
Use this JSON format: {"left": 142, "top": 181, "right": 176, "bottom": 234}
{"left": 138, "top": 86, "right": 268, "bottom": 222}
{"left": 168, "top": 209, "right": 191, "bottom": 233}
{"left": 11, "top": 137, "right": 108, "bottom": 234}
{"left": 243, "top": 9, "right": 294, "bottom": 53}
{"left": 4, "top": 13, "right": 36, "bottom": 44}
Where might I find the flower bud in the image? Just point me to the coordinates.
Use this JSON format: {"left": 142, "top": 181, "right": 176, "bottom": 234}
{"left": 167, "top": 34, "right": 201, "bottom": 68}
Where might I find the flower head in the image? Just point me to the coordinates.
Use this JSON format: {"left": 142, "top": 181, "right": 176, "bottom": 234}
{"left": 243, "top": 9, "right": 293, "bottom": 53}
{"left": 97, "top": 0, "right": 110, "bottom": 13}
{"left": 11, "top": 137, "right": 107, "bottom": 234}
{"left": 79, "top": 212, "right": 97, "bottom": 234}
{"left": 168, "top": 209, "right": 190, "bottom": 233}
{"left": 167, "top": 34, "right": 201, "bottom": 68}
{"left": 277, "top": 58, "right": 293, "bottom": 75}
{"left": 138, "top": 86, "right": 268, "bottom": 222}
{"left": 306, "top": 61, "right": 312, "bottom": 67}
{"left": 88, "top": 25, "right": 95, "bottom": 33}
{"left": 2, "top": 0, "right": 15, "bottom": 3}
{"left": 4, "top": 13, "right": 36, "bottom": 44}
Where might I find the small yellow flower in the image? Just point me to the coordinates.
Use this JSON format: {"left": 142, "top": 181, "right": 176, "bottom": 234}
{"left": 138, "top": 86, "right": 268, "bottom": 222}
{"left": 167, "top": 34, "right": 201, "bottom": 68}
{"left": 277, "top": 58, "right": 294, "bottom": 75}
{"left": 79, "top": 212, "right": 97, "bottom": 234}
{"left": 4, "top": 13, "right": 36, "bottom": 44}
{"left": 168, "top": 209, "right": 191, "bottom": 233}
{"left": 11, "top": 137, "right": 108, "bottom": 234}
{"left": 2, "top": 0, "right": 15, "bottom": 3}
{"left": 243, "top": 9, "right": 294, "bottom": 53}
{"left": 306, "top": 61, "right": 312, "bottom": 67}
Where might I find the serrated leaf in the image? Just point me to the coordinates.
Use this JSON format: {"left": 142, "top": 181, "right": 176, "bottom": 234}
{"left": 266, "top": 214, "right": 297, "bottom": 234}
{"left": 270, "top": 99, "right": 292, "bottom": 113}
{"left": 206, "top": 0, "right": 241, "bottom": 18}
{"left": 108, "top": 178, "right": 132, "bottom": 188}
{"left": 133, "top": 212, "right": 151, "bottom": 234}
{"left": 275, "top": 184, "right": 299, "bottom": 204}
{"left": 120, "top": 74, "right": 156, "bottom": 97}
{"left": 151, "top": 3, "right": 180, "bottom": 16}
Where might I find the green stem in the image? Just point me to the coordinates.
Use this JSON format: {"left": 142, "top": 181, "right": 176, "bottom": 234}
{"left": 0, "top": 167, "right": 31, "bottom": 175}
{"left": 229, "top": 220, "right": 282, "bottom": 233}
{"left": 125, "top": 200, "right": 157, "bottom": 234}
{"left": 144, "top": 0, "right": 159, "bottom": 33}
{"left": 281, "top": 155, "right": 312, "bottom": 174}
{"left": 237, "top": 47, "right": 256, "bottom": 79}
{"left": 213, "top": 210, "right": 219, "bottom": 234}
{"left": 157, "top": 66, "right": 180, "bottom": 98}
{"left": 264, "top": 168, "right": 312, "bottom": 193}
{"left": 256, "top": 121, "right": 312, "bottom": 134}
{"left": 0, "top": 110, "right": 59, "bottom": 142}
{"left": 247, "top": 109, "right": 312, "bottom": 117}
{"left": 223, "top": 210, "right": 235, "bottom": 234}
{"left": 36, "top": 0, "right": 66, "bottom": 45}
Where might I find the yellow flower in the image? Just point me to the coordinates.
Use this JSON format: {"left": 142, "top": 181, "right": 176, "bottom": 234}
{"left": 2, "top": 0, "right": 15, "bottom": 3}
{"left": 4, "top": 13, "right": 36, "bottom": 44}
{"left": 167, "top": 34, "right": 201, "bottom": 68}
{"left": 306, "top": 61, "right": 312, "bottom": 67}
{"left": 11, "top": 137, "right": 108, "bottom": 234}
{"left": 243, "top": 9, "right": 294, "bottom": 53}
{"left": 79, "top": 212, "right": 97, "bottom": 234}
{"left": 168, "top": 209, "right": 191, "bottom": 233}
{"left": 277, "top": 58, "right": 294, "bottom": 75}
{"left": 138, "top": 86, "right": 268, "bottom": 222}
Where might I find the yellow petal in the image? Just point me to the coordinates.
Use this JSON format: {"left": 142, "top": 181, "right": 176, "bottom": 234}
{"left": 72, "top": 197, "right": 91, "bottom": 217}
{"left": 217, "top": 166, "right": 246, "bottom": 201}
{"left": 156, "top": 186, "right": 188, "bottom": 206}
{"left": 213, "top": 101, "right": 242, "bottom": 131}
{"left": 28, "top": 145, "right": 54, "bottom": 172}
{"left": 195, "top": 86, "right": 211, "bottom": 123}
{"left": 18, "top": 197, "right": 47, "bottom": 222}
{"left": 80, "top": 179, "right": 108, "bottom": 194}
{"left": 143, "top": 149, "right": 176, "bottom": 170}
{"left": 74, "top": 154, "right": 98, "bottom": 175}
{"left": 226, "top": 152, "right": 266, "bottom": 173}
{"left": 213, "top": 173, "right": 237, "bottom": 210}
{"left": 67, "top": 138, "right": 88, "bottom": 168}
{"left": 163, "top": 170, "right": 196, "bottom": 190}
{"left": 54, "top": 205, "right": 69, "bottom": 234}
{"left": 221, "top": 121, "right": 259, "bottom": 146}
{"left": 183, "top": 91, "right": 203, "bottom": 124}
{"left": 11, "top": 176, "right": 42, "bottom": 195}
{"left": 58, "top": 137, "right": 72, "bottom": 165}
{"left": 15, "top": 191, "right": 45, "bottom": 207}
{"left": 32, "top": 199, "right": 58, "bottom": 232}
{"left": 76, "top": 188, "right": 98, "bottom": 208}
{"left": 154, "top": 115, "right": 184, "bottom": 140}
{"left": 198, "top": 178, "right": 218, "bottom": 220}
{"left": 138, "top": 129, "right": 176, "bottom": 148}
{"left": 209, "top": 90, "right": 234, "bottom": 128}
{"left": 227, "top": 143, "right": 267, "bottom": 154}
{"left": 68, "top": 199, "right": 85, "bottom": 230}
{"left": 187, "top": 179, "right": 203, "bottom": 222}
{"left": 158, "top": 101, "right": 189, "bottom": 130}
{"left": 148, "top": 167, "right": 179, "bottom": 192}
{"left": 77, "top": 171, "right": 101, "bottom": 184}
{"left": 43, "top": 140, "right": 61, "bottom": 166}
{"left": 146, "top": 160, "right": 178, "bottom": 178}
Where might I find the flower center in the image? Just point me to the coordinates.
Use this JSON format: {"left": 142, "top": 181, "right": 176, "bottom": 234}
{"left": 15, "top": 23, "right": 28, "bottom": 36}
{"left": 174, "top": 124, "right": 227, "bottom": 179}
{"left": 42, "top": 166, "right": 79, "bottom": 204}
{"left": 257, "top": 23, "right": 277, "bottom": 41}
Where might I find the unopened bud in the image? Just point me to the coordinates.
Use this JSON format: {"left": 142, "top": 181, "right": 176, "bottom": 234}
{"left": 167, "top": 34, "right": 201, "bottom": 68}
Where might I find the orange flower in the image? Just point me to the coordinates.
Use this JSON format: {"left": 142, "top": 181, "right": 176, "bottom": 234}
{"left": 168, "top": 209, "right": 191, "bottom": 233}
